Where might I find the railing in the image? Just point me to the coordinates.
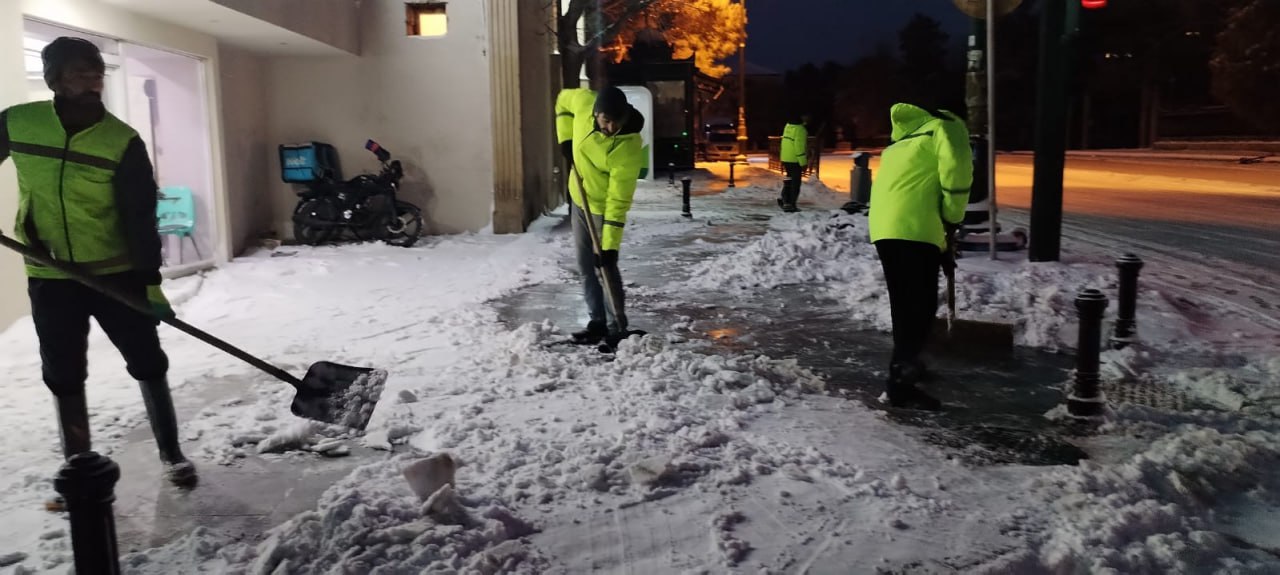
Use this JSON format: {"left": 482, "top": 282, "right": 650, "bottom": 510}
{"left": 766, "top": 136, "right": 820, "bottom": 178}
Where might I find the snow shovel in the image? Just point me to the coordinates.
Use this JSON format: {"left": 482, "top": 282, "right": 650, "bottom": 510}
{"left": 570, "top": 166, "right": 647, "bottom": 350}
{"left": 930, "top": 229, "right": 1015, "bottom": 356}
{"left": 0, "top": 232, "right": 386, "bottom": 430}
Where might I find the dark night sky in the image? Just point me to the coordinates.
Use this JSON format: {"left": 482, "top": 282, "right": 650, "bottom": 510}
{"left": 745, "top": 0, "right": 973, "bottom": 72}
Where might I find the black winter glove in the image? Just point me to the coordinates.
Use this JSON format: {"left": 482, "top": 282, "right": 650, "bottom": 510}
{"left": 941, "top": 247, "right": 957, "bottom": 276}
{"left": 941, "top": 222, "right": 959, "bottom": 276}
{"left": 595, "top": 250, "right": 619, "bottom": 268}
{"left": 560, "top": 141, "right": 574, "bottom": 167}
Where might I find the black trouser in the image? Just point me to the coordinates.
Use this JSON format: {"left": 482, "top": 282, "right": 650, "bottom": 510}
{"left": 29, "top": 272, "right": 169, "bottom": 397}
{"left": 781, "top": 162, "right": 803, "bottom": 205}
{"left": 875, "top": 240, "right": 941, "bottom": 366}
{"left": 572, "top": 203, "right": 627, "bottom": 334}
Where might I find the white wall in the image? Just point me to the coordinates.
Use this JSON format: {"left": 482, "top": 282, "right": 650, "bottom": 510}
{"left": 263, "top": 0, "right": 494, "bottom": 236}
{"left": 0, "top": 1, "right": 29, "bottom": 330}
{"left": 0, "top": 0, "right": 240, "bottom": 330}
{"left": 217, "top": 44, "right": 270, "bottom": 254}
{"left": 213, "top": 0, "right": 360, "bottom": 55}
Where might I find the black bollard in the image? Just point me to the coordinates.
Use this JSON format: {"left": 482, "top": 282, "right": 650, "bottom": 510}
{"left": 1111, "top": 253, "right": 1144, "bottom": 349}
{"left": 668, "top": 162, "right": 675, "bottom": 185}
{"left": 54, "top": 452, "right": 122, "bottom": 575}
{"left": 728, "top": 161, "right": 736, "bottom": 188}
{"left": 681, "top": 177, "right": 692, "bottom": 218}
{"left": 1068, "top": 289, "right": 1109, "bottom": 417}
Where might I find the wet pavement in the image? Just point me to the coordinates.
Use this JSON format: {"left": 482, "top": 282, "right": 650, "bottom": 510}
{"left": 497, "top": 171, "right": 1101, "bottom": 467}
{"left": 107, "top": 372, "right": 389, "bottom": 555}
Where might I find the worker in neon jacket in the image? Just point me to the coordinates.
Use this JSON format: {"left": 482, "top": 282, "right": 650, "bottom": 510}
{"left": 868, "top": 102, "right": 973, "bottom": 410}
{"left": 777, "top": 112, "right": 810, "bottom": 212}
{"left": 0, "top": 37, "right": 197, "bottom": 510}
{"left": 555, "top": 59, "right": 646, "bottom": 347}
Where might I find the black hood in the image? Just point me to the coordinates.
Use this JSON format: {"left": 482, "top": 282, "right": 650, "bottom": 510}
{"left": 592, "top": 103, "right": 644, "bottom": 137}
{"left": 618, "top": 105, "right": 644, "bottom": 136}
{"left": 593, "top": 86, "right": 644, "bottom": 136}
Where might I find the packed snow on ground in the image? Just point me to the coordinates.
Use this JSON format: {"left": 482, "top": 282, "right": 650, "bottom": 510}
{"left": 2, "top": 174, "right": 1279, "bottom": 573}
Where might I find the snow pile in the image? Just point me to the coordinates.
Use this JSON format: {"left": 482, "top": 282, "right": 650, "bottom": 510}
{"left": 684, "top": 211, "right": 875, "bottom": 291}
{"left": 129, "top": 314, "right": 835, "bottom": 571}
{"left": 678, "top": 207, "right": 1280, "bottom": 357}
{"left": 415, "top": 320, "right": 834, "bottom": 508}
{"left": 682, "top": 211, "right": 1113, "bottom": 349}
{"left": 1163, "top": 357, "right": 1280, "bottom": 416}
{"left": 976, "top": 424, "right": 1280, "bottom": 573}
{"left": 124, "top": 456, "right": 547, "bottom": 574}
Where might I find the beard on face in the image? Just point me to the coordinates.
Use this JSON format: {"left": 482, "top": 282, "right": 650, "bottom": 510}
{"left": 71, "top": 89, "right": 103, "bottom": 105}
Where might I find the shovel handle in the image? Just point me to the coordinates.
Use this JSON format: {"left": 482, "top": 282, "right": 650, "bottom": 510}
{"left": 0, "top": 233, "right": 303, "bottom": 387}
{"left": 570, "top": 167, "right": 628, "bottom": 328}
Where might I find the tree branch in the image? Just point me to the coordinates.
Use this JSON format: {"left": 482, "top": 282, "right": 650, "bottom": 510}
{"left": 581, "top": 0, "right": 664, "bottom": 50}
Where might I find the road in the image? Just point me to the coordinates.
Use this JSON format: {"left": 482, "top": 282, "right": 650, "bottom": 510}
{"left": 816, "top": 154, "right": 1280, "bottom": 273}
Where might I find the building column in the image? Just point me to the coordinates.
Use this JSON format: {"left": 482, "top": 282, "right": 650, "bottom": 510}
{"left": 487, "top": 0, "right": 525, "bottom": 234}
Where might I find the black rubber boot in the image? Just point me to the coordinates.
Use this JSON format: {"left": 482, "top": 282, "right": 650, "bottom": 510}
{"left": 898, "top": 360, "right": 937, "bottom": 385}
{"left": 886, "top": 364, "right": 942, "bottom": 411}
{"left": 47, "top": 394, "right": 92, "bottom": 512}
{"left": 571, "top": 321, "right": 609, "bottom": 345}
{"left": 55, "top": 394, "right": 92, "bottom": 458}
{"left": 139, "top": 379, "right": 198, "bottom": 488}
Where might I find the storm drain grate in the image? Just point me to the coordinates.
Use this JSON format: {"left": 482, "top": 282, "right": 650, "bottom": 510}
{"left": 1102, "top": 377, "right": 1193, "bottom": 411}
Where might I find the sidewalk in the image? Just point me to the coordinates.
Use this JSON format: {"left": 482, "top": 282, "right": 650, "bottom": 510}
{"left": 494, "top": 171, "right": 1091, "bottom": 466}
{"left": 0, "top": 166, "right": 1277, "bottom": 573}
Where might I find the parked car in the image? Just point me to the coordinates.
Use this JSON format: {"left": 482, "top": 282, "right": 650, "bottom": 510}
{"left": 702, "top": 121, "right": 740, "bottom": 162}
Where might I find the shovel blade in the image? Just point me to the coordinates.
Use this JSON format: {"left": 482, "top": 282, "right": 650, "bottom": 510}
{"left": 290, "top": 361, "right": 389, "bottom": 431}
{"left": 929, "top": 317, "right": 1016, "bottom": 357}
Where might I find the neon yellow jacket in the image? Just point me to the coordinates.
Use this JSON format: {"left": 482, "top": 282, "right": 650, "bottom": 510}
{"left": 555, "top": 88, "right": 645, "bottom": 251}
{"left": 780, "top": 122, "right": 808, "bottom": 165}
{"left": 2, "top": 101, "right": 162, "bottom": 281}
{"left": 868, "top": 103, "right": 973, "bottom": 251}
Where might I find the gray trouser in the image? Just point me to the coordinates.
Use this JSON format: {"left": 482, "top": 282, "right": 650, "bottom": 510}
{"left": 572, "top": 203, "right": 627, "bottom": 334}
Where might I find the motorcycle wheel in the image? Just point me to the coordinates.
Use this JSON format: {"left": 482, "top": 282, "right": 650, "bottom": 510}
{"left": 293, "top": 198, "right": 338, "bottom": 246}
{"left": 383, "top": 201, "right": 424, "bottom": 248}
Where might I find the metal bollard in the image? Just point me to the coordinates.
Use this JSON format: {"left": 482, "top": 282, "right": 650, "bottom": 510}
{"left": 668, "top": 162, "right": 675, "bottom": 185}
{"left": 1111, "top": 254, "right": 1144, "bottom": 349}
{"left": 681, "top": 177, "right": 692, "bottom": 218}
{"left": 55, "top": 452, "right": 122, "bottom": 574}
{"left": 850, "top": 152, "right": 872, "bottom": 206}
{"left": 1068, "top": 289, "right": 1109, "bottom": 417}
{"left": 728, "top": 161, "right": 736, "bottom": 188}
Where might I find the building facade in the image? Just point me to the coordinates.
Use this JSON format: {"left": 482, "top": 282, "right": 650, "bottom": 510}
{"left": 0, "top": 0, "right": 560, "bottom": 330}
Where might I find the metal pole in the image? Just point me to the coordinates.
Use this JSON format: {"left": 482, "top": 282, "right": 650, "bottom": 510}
{"left": 681, "top": 177, "right": 692, "bottom": 218}
{"left": 1068, "top": 289, "right": 1109, "bottom": 417}
{"left": 55, "top": 452, "right": 122, "bottom": 574}
{"left": 1029, "top": 0, "right": 1070, "bottom": 262}
{"left": 986, "top": 0, "right": 998, "bottom": 260}
{"left": 1112, "top": 254, "right": 1144, "bottom": 349}
{"left": 668, "top": 162, "right": 675, "bottom": 185}
{"left": 734, "top": 0, "right": 748, "bottom": 164}
{"left": 728, "top": 161, "right": 736, "bottom": 188}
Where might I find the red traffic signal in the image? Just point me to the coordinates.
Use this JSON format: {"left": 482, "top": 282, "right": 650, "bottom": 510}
{"left": 1081, "top": 0, "right": 1107, "bottom": 8}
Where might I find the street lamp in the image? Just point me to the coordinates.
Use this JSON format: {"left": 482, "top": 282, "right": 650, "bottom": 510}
{"left": 734, "top": 0, "right": 749, "bottom": 165}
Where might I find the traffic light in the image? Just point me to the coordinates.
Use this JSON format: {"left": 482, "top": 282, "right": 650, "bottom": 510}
{"left": 1081, "top": 0, "right": 1106, "bottom": 8}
